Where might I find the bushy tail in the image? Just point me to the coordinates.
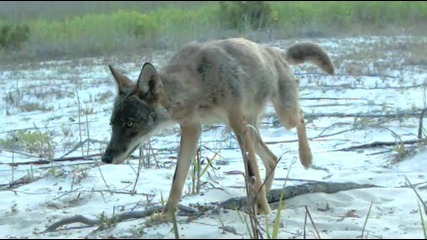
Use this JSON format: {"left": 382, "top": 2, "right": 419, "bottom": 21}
{"left": 284, "top": 42, "right": 335, "bottom": 75}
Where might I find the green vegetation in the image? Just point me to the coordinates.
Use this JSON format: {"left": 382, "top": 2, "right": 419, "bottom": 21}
{"left": 219, "top": 1, "right": 273, "bottom": 31}
{"left": 0, "top": 1, "right": 426, "bottom": 63}
{"left": 0, "top": 23, "right": 30, "bottom": 50}
{"left": 271, "top": 1, "right": 427, "bottom": 37}
{"left": 0, "top": 130, "right": 55, "bottom": 159}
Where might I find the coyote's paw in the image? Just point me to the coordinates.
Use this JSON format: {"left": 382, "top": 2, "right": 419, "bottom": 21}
{"left": 145, "top": 212, "right": 172, "bottom": 226}
{"left": 256, "top": 203, "right": 272, "bottom": 215}
{"left": 247, "top": 177, "right": 272, "bottom": 215}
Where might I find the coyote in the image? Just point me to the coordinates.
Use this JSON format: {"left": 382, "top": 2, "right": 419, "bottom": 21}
{"left": 102, "top": 38, "right": 334, "bottom": 217}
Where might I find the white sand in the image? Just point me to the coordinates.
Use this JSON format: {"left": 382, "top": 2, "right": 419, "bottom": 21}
{"left": 1, "top": 35, "right": 426, "bottom": 239}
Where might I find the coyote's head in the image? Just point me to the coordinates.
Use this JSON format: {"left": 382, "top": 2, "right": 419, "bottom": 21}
{"left": 102, "top": 63, "right": 170, "bottom": 164}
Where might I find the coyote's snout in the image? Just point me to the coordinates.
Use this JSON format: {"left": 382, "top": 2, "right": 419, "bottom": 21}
{"left": 102, "top": 38, "right": 334, "bottom": 217}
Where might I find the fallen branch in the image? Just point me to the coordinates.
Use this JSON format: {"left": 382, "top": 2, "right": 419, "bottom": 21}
{"left": 294, "top": 72, "right": 399, "bottom": 79}
{"left": 301, "top": 83, "right": 426, "bottom": 90}
{"left": 334, "top": 139, "right": 427, "bottom": 152}
{"left": 42, "top": 204, "right": 199, "bottom": 233}
{"left": 303, "top": 110, "right": 423, "bottom": 119}
{"left": 43, "top": 205, "right": 163, "bottom": 233}
{"left": 5, "top": 153, "right": 100, "bottom": 167}
{"left": 42, "top": 181, "right": 380, "bottom": 233}
{"left": 301, "top": 97, "right": 367, "bottom": 101}
{"left": 0, "top": 176, "right": 44, "bottom": 190}
{"left": 218, "top": 181, "right": 380, "bottom": 211}
{"left": 305, "top": 103, "right": 385, "bottom": 108}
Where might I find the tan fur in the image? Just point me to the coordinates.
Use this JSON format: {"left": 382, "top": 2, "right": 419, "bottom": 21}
{"left": 103, "top": 38, "right": 334, "bottom": 217}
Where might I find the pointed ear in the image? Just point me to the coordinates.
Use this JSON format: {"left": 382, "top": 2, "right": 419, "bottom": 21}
{"left": 137, "top": 62, "right": 162, "bottom": 100}
{"left": 108, "top": 65, "right": 133, "bottom": 94}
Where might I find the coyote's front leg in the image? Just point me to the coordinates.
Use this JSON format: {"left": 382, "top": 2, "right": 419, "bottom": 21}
{"left": 150, "top": 123, "right": 202, "bottom": 223}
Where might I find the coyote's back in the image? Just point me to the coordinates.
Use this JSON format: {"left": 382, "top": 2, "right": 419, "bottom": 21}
{"left": 158, "top": 38, "right": 334, "bottom": 129}
{"left": 102, "top": 38, "right": 334, "bottom": 218}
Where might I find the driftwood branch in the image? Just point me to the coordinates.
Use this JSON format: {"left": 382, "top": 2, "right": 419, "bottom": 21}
{"left": 218, "top": 181, "right": 380, "bottom": 211}
{"left": 43, "top": 204, "right": 199, "bottom": 233}
{"left": 301, "top": 83, "right": 426, "bottom": 90}
{"left": 43, "top": 205, "right": 164, "bottom": 233}
{"left": 5, "top": 153, "right": 101, "bottom": 167}
{"left": 301, "top": 97, "right": 367, "bottom": 101}
{"left": 0, "top": 176, "right": 44, "bottom": 190}
{"left": 334, "top": 139, "right": 427, "bottom": 152}
{"left": 303, "top": 110, "right": 423, "bottom": 119}
{"left": 42, "top": 181, "right": 380, "bottom": 233}
{"left": 294, "top": 71, "right": 399, "bottom": 79}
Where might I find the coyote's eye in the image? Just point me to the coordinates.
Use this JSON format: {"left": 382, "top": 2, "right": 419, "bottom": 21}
{"left": 125, "top": 120, "right": 134, "bottom": 128}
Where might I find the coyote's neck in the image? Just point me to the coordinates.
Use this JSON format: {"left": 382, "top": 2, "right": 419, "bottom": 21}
{"left": 155, "top": 72, "right": 203, "bottom": 125}
{"left": 154, "top": 75, "right": 183, "bottom": 123}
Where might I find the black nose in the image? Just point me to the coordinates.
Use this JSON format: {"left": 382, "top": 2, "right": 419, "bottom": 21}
{"left": 102, "top": 155, "right": 113, "bottom": 164}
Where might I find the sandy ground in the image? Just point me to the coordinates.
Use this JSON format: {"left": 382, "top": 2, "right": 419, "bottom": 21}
{"left": 1, "top": 35, "right": 427, "bottom": 239}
